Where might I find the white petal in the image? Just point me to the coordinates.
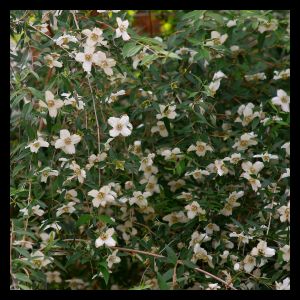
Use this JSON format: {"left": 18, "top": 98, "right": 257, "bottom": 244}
{"left": 95, "top": 237, "right": 104, "bottom": 248}
{"left": 105, "top": 237, "right": 116, "bottom": 247}
{"left": 45, "top": 90, "right": 54, "bottom": 101}
{"left": 71, "top": 134, "right": 81, "bottom": 144}
{"left": 64, "top": 144, "right": 75, "bottom": 154}
{"left": 109, "top": 129, "right": 120, "bottom": 137}
{"left": 48, "top": 107, "right": 58, "bottom": 118}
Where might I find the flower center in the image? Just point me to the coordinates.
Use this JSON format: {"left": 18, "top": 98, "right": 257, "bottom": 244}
{"left": 91, "top": 33, "right": 98, "bottom": 41}
{"left": 240, "top": 140, "right": 249, "bottom": 147}
{"left": 97, "top": 192, "right": 105, "bottom": 199}
{"left": 250, "top": 167, "right": 256, "bottom": 174}
{"left": 74, "top": 168, "right": 81, "bottom": 176}
{"left": 100, "top": 233, "right": 108, "bottom": 240}
{"left": 159, "top": 124, "right": 165, "bottom": 131}
{"left": 63, "top": 206, "right": 70, "bottom": 212}
{"left": 64, "top": 137, "right": 72, "bottom": 145}
{"left": 147, "top": 183, "right": 154, "bottom": 190}
{"left": 85, "top": 54, "right": 92, "bottom": 61}
{"left": 63, "top": 37, "right": 69, "bottom": 44}
{"left": 281, "top": 96, "right": 288, "bottom": 103}
{"left": 116, "top": 123, "right": 123, "bottom": 131}
{"left": 197, "top": 145, "right": 205, "bottom": 152}
{"left": 191, "top": 205, "right": 198, "bottom": 211}
{"left": 100, "top": 60, "right": 109, "bottom": 68}
{"left": 33, "top": 142, "right": 40, "bottom": 148}
{"left": 137, "top": 195, "right": 144, "bottom": 201}
{"left": 47, "top": 100, "right": 55, "bottom": 107}
{"left": 119, "top": 25, "right": 127, "bottom": 32}
{"left": 145, "top": 166, "right": 152, "bottom": 172}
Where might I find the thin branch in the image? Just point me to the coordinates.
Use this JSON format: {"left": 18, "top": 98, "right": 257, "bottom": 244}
{"left": 87, "top": 76, "right": 101, "bottom": 186}
{"left": 10, "top": 221, "right": 18, "bottom": 290}
{"left": 109, "top": 246, "right": 237, "bottom": 290}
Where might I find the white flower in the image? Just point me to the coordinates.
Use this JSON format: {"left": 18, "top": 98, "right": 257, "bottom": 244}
{"left": 275, "top": 277, "right": 290, "bottom": 290}
{"left": 75, "top": 45, "right": 99, "bottom": 73}
{"left": 187, "top": 141, "right": 213, "bottom": 157}
{"left": 280, "top": 168, "right": 290, "bottom": 180}
{"left": 244, "top": 72, "right": 266, "bottom": 81}
{"left": 232, "top": 132, "right": 258, "bottom": 151}
{"left": 64, "top": 189, "right": 80, "bottom": 203}
{"left": 19, "top": 207, "right": 27, "bottom": 216}
{"left": 39, "top": 91, "right": 64, "bottom": 118}
{"left": 229, "top": 232, "right": 253, "bottom": 246}
{"left": 29, "top": 250, "right": 53, "bottom": 269}
{"left": 277, "top": 201, "right": 290, "bottom": 223}
{"left": 32, "top": 205, "right": 45, "bottom": 216}
{"left": 241, "top": 172, "right": 261, "bottom": 192}
{"left": 227, "top": 191, "right": 244, "bottom": 205}
{"left": 107, "top": 250, "right": 121, "bottom": 269}
{"left": 82, "top": 27, "right": 107, "bottom": 47}
{"left": 206, "top": 283, "right": 221, "bottom": 290}
{"left": 185, "top": 169, "right": 209, "bottom": 181}
{"left": 212, "top": 71, "right": 227, "bottom": 81}
{"left": 280, "top": 245, "right": 290, "bottom": 262}
{"left": 185, "top": 201, "right": 206, "bottom": 219}
{"left": 25, "top": 137, "right": 49, "bottom": 153}
{"left": 214, "top": 159, "right": 229, "bottom": 176}
{"left": 151, "top": 121, "right": 168, "bottom": 137}
{"left": 56, "top": 202, "right": 76, "bottom": 217}
{"left": 243, "top": 255, "right": 256, "bottom": 273}
{"left": 177, "top": 192, "right": 193, "bottom": 201}
{"left": 132, "top": 48, "right": 147, "bottom": 69}
{"left": 68, "top": 161, "right": 86, "bottom": 184}
{"left": 204, "top": 223, "right": 220, "bottom": 235}
{"left": 139, "top": 153, "right": 155, "bottom": 171}
{"left": 281, "top": 142, "right": 290, "bottom": 157}
{"left": 95, "top": 228, "right": 116, "bottom": 248}
{"left": 129, "top": 191, "right": 151, "bottom": 208}
{"left": 86, "top": 153, "right": 107, "bottom": 170}
{"left": 162, "top": 211, "right": 188, "bottom": 226}
{"left": 161, "top": 148, "right": 183, "bottom": 161}
{"left": 13, "top": 239, "right": 33, "bottom": 249}
{"left": 168, "top": 179, "right": 186, "bottom": 192}
{"left": 273, "top": 69, "right": 290, "bottom": 80}
{"left": 105, "top": 90, "right": 126, "bottom": 104}
{"left": 189, "top": 231, "right": 211, "bottom": 248}
{"left": 140, "top": 175, "right": 160, "bottom": 194}
{"left": 230, "top": 45, "right": 240, "bottom": 52}
{"left": 108, "top": 115, "right": 133, "bottom": 137}
{"left": 40, "top": 167, "right": 59, "bottom": 183}
{"left": 115, "top": 17, "right": 130, "bottom": 41}
{"left": 241, "top": 161, "right": 264, "bottom": 175}
{"left": 31, "top": 23, "right": 48, "bottom": 33}
{"left": 271, "top": 89, "right": 290, "bottom": 112}
{"left": 205, "top": 31, "right": 228, "bottom": 46}
{"left": 251, "top": 240, "right": 275, "bottom": 257}
{"left": 235, "top": 103, "right": 260, "bottom": 127}
{"left": 65, "top": 278, "right": 88, "bottom": 290}
{"left": 192, "top": 244, "right": 214, "bottom": 268}
{"left": 258, "top": 19, "right": 278, "bottom": 33}
{"left": 156, "top": 104, "right": 177, "bottom": 120}
{"left": 46, "top": 271, "right": 62, "bottom": 283}
{"left": 88, "top": 185, "right": 117, "bottom": 208}
{"left": 55, "top": 129, "right": 81, "bottom": 154}
{"left": 226, "top": 19, "right": 237, "bottom": 27}
{"left": 227, "top": 153, "right": 242, "bottom": 164}
{"left": 55, "top": 34, "right": 78, "bottom": 49}
{"left": 62, "top": 93, "right": 85, "bottom": 111}
{"left": 208, "top": 71, "right": 227, "bottom": 96}
{"left": 44, "top": 53, "right": 63, "bottom": 68}
{"left": 253, "top": 152, "right": 278, "bottom": 162}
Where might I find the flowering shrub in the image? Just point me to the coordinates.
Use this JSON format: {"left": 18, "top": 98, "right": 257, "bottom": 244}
{"left": 10, "top": 10, "right": 290, "bottom": 290}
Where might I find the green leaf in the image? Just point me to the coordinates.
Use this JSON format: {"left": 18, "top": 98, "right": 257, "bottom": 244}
{"left": 14, "top": 247, "right": 31, "bottom": 258}
{"left": 76, "top": 214, "right": 92, "bottom": 227}
{"left": 122, "top": 42, "right": 143, "bottom": 58}
{"left": 140, "top": 54, "right": 158, "bottom": 66}
{"left": 165, "top": 245, "right": 177, "bottom": 265}
{"left": 182, "top": 260, "right": 198, "bottom": 269}
{"left": 96, "top": 215, "right": 116, "bottom": 225}
{"left": 15, "top": 272, "right": 32, "bottom": 284}
{"left": 99, "top": 265, "right": 110, "bottom": 285}
{"left": 176, "top": 160, "right": 186, "bottom": 176}
{"left": 157, "top": 272, "right": 169, "bottom": 290}
{"left": 18, "top": 284, "right": 31, "bottom": 290}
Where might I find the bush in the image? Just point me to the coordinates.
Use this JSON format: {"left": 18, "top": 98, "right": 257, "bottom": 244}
{"left": 10, "top": 10, "right": 290, "bottom": 290}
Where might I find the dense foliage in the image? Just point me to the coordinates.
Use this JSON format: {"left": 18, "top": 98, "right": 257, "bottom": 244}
{"left": 10, "top": 10, "right": 290, "bottom": 290}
